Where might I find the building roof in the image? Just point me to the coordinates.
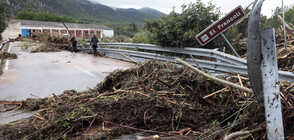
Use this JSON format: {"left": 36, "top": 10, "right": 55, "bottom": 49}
{"left": 16, "top": 20, "right": 112, "bottom": 30}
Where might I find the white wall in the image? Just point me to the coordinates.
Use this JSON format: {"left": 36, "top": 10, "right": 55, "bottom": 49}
{"left": 1, "top": 21, "right": 21, "bottom": 40}
{"left": 102, "top": 29, "right": 114, "bottom": 38}
{"left": 1, "top": 20, "right": 115, "bottom": 40}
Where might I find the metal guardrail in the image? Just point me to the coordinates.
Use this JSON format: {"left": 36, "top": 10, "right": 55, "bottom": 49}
{"left": 0, "top": 40, "right": 8, "bottom": 51}
{"left": 248, "top": 0, "right": 284, "bottom": 139}
{"left": 78, "top": 43, "right": 294, "bottom": 81}
{"left": 96, "top": 43, "right": 247, "bottom": 66}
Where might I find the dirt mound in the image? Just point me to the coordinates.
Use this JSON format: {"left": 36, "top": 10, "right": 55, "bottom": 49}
{"left": 0, "top": 60, "right": 293, "bottom": 139}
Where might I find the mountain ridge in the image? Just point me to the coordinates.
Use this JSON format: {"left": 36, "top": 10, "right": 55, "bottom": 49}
{"left": 4, "top": 0, "right": 166, "bottom": 26}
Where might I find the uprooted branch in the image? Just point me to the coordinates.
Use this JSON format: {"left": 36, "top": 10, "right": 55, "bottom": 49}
{"left": 176, "top": 58, "right": 253, "bottom": 93}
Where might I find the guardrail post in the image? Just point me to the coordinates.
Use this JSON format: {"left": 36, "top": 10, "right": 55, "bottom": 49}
{"left": 247, "top": 0, "right": 285, "bottom": 139}
{"left": 261, "top": 28, "right": 284, "bottom": 140}
{"left": 213, "top": 48, "right": 221, "bottom": 63}
{"left": 247, "top": 0, "right": 263, "bottom": 100}
{"left": 0, "top": 40, "right": 8, "bottom": 51}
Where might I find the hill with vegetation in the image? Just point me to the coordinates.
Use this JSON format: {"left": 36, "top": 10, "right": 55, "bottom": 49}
{"left": 3, "top": 0, "right": 165, "bottom": 26}
{"left": 0, "top": 1, "right": 6, "bottom": 40}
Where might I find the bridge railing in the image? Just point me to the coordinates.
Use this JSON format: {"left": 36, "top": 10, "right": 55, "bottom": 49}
{"left": 77, "top": 43, "right": 294, "bottom": 81}
{"left": 0, "top": 40, "right": 8, "bottom": 51}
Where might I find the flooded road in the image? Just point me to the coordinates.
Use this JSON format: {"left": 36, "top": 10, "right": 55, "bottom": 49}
{"left": 0, "top": 42, "right": 135, "bottom": 101}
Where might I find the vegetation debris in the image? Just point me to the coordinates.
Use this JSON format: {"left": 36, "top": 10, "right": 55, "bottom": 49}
{"left": 0, "top": 60, "right": 293, "bottom": 139}
{"left": 0, "top": 52, "right": 17, "bottom": 59}
{"left": 30, "top": 34, "right": 71, "bottom": 53}
{"left": 0, "top": 51, "right": 17, "bottom": 75}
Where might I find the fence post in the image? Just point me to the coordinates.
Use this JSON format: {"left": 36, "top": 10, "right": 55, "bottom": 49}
{"left": 247, "top": 0, "right": 285, "bottom": 139}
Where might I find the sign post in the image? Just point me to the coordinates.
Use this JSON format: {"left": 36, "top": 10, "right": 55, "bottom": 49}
{"left": 196, "top": 6, "right": 246, "bottom": 46}
{"left": 220, "top": 33, "right": 240, "bottom": 57}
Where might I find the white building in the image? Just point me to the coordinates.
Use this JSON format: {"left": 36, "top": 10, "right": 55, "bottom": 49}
{"left": 2, "top": 20, "right": 114, "bottom": 40}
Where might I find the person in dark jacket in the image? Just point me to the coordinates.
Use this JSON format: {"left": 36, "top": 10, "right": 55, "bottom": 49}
{"left": 70, "top": 36, "right": 78, "bottom": 53}
{"left": 90, "top": 35, "right": 99, "bottom": 56}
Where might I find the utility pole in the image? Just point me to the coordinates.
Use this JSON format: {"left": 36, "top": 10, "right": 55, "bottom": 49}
{"left": 282, "top": 0, "right": 288, "bottom": 52}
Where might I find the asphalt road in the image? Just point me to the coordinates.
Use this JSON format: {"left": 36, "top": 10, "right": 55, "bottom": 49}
{"left": 0, "top": 42, "right": 134, "bottom": 101}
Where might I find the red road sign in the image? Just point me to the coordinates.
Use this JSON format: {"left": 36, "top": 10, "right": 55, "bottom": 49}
{"left": 196, "top": 6, "right": 246, "bottom": 46}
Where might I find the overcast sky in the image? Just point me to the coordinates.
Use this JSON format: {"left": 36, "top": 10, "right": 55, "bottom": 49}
{"left": 91, "top": 0, "right": 293, "bottom": 18}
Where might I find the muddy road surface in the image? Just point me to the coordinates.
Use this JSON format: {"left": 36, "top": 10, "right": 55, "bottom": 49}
{"left": 0, "top": 42, "right": 134, "bottom": 101}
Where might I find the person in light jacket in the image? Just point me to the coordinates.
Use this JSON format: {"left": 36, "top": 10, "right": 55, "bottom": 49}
{"left": 90, "top": 35, "right": 99, "bottom": 56}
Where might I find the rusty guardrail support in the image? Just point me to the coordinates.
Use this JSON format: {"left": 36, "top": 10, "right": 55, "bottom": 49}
{"left": 247, "top": 0, "right": 284, "bottom": 139}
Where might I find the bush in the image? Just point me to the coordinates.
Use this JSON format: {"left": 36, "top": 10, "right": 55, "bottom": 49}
{"left": 16, "top": 10, "right": 76, "bottom": 23}
{"left": 113, "top": 35, "right": 131, "bottom": 43}
{"left": 100, "top": 35, "right": 131, "bottom": 43}
{"left": 264, "top": 5, "right": 294, "bottom": 29}
{"left": 0, "top": 0, "right": 7, "bottom": 41}
{"left": 144, "top": 0, "right": 221, "bottom": 48}
{"left": 132, "top": 32, "right": 149, "bottom": 44}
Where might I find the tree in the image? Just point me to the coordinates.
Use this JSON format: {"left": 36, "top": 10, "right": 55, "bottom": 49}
{"left": 144, "top": 0, "right": 221, "bottom": 48}
{"left": 0, "top": 0, "right": 6, "bottom": 41}
{"left": 264, "top": 7, "right": 282, "bottom": 29}
{"left": 129, "top": 22, "right": 138, "bottom": 33}
{"left": 284, "top": 5, "right": 294, "bottom": 28}
{"left": 132, "top": 31, "right": 148, "bottom": 43}
{"left": 264, "top": 5, "right": 294, "bottom": 29}
{"left": 111, "top": 22, "right": 139, "bottom": 38}
{"left": 16, "top": 10, "right": 76, "bottom": 23}
{"left": 127, "top": 22, "right": 138, "bottom": 38}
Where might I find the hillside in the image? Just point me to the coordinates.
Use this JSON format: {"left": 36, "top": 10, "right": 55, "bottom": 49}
{"left": 4, "top": 0, "right": 166, "bottom": 26}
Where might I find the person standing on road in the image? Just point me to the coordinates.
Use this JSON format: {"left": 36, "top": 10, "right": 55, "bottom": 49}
{"left": 70, "top": 36, "right": 78, "bottom": 53}
{"left": 90, "top": 35, "right": 99, "bottom": 56}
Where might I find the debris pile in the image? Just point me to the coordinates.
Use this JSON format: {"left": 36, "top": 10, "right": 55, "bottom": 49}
{"left": 0, "top": 52, "right": 18, "bottom": 60}
{"left": 0, "top": 60, "right": 293, "bottom": 139}
{"left": 277, "top": 40, "right": 294, "bottom": 72}
{"left": 238, "top": 30, "right": 294, "bottom": 72}
{"left": 31, "top": 34, "right": 71, "bottom": 53}
{"left": 0, "top": 52, "right": 18, "bottom": 75}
